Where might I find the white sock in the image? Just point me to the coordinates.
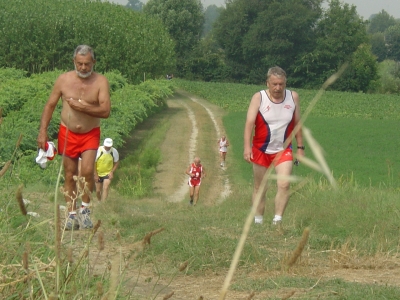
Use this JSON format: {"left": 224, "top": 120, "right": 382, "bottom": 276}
{"left": 273, "top": 215, "right": 282, "bottom": 222}
{"left": 254, "top": 215, "right": 263, "bottom": 224}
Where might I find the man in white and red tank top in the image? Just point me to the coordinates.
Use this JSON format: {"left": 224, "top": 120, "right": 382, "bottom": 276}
{"left": 243, "top": 66, "right": 305, "bottom": 228}
{"left": 185, "top": 157, "right": 206, "bottom": 206}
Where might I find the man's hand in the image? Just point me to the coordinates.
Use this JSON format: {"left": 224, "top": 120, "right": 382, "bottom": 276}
{"left": 65, "top": 98, "right": 84, "bottom": 111}
{"left": 243, "top": 147, "right": 252, "bottom": 163}
{"left": 37, "top": 131, "right": 48, "bottom": 150}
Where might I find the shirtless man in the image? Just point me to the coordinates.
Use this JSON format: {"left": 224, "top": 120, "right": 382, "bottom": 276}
{"left": 37, "top": 45, "right": 111, "bottom": 230}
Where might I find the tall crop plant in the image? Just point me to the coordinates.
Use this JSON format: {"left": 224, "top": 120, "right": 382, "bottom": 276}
{"left": 0, "top": 0, "right": 175, "bottom": 83}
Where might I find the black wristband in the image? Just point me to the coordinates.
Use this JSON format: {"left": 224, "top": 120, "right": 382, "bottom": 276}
{"left": 297, "top": 146, "right": 305, "bottom": 150}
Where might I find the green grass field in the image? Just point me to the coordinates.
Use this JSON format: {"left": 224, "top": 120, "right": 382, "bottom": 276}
{"left": 176, "top": 79, "right": 400, "bottom": 189}
{"left": 2, "top": 79, "right": 400, "bottom": 299}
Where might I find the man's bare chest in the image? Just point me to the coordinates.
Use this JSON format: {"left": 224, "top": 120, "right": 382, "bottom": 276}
{"left": 63, "top": 80, "right": 100, "bottom": 104}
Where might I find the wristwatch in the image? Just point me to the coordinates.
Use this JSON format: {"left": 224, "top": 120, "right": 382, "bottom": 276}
{"left": 297, "top": 146, "right": 305, "bottom": 150}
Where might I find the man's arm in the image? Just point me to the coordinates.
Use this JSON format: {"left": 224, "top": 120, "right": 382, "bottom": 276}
{"left": 108, "top": 160, "right": 119, "bottom": 180}
{"left": 37, "top": 76, "right": 63, "bottom": 150}
{"left": 292, "top": 91, "right": 305, "bottom": 158}
{"left": 111, "top": 161, "right": 119, "bottom": 173}
{"left": 185, "top": 165, "right": 193, "bottom": 177}
{"left": 66, "top": 75, "right": 111, "bottom": 118}
{"left": 243, "top": 92, "right": 260, "bottom": 163}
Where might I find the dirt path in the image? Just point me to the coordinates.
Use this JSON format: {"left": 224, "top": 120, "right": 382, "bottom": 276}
{"left": 153, "top": 90, "right": 231, "bottom": 205}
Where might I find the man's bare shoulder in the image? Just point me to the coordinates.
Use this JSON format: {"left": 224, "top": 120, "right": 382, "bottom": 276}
{"left": 250, "top": 90, "right": 262, "bottom": 102}
{"left": 93, "top": 72, "right": 109, "bottom": 83}
{"left": 56, "top": 71, "right": 76, "bottom": 82}
{"left": 291, "top": 90, "right": 300, "bottom": 101}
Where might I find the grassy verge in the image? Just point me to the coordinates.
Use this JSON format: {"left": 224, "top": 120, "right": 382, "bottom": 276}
{"left": 2, "top": 85, "right": 400, "bottom": 298}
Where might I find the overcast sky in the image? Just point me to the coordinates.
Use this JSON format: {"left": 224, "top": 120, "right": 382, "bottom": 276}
{"left": 109, "top": 0, "right": 400, "bottom": 20}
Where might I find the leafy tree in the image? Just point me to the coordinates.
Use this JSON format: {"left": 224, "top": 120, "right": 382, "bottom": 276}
{"left": 203, "top": 5, "right": 223, "bottom": 37}
{"left": 370, "top": 32, "right": 388, "bottom": 62}
{"left": 182, "top": 34, "right": 227, "bottom": 81}
{"left": 376, "top": 60, "right": 400, "bottom": 94}
{"left": 126, "top": 0, "right": 144, "bottom": 11}
{"left": 213, "top": 0, "right": 322, "bottom": 83}
{"left": 367, "top": 10, "right": 397, "bottom": 34}
{"left": 143, "top": 0, "right": 205, "bottom": 72}
{"left": 332, "top": 44, "right": 378, "bottom": 92}
{"left": 296, "top": 0, "right": 369, "bottom": 88}
{"left": 385, "top": 23, "right": 400, "bottom": 61}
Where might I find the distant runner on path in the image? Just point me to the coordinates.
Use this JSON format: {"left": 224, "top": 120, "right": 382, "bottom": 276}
{"left": 186, "top": 157, "right": 206, "bottom": 206}
{"left": 218, "top": 135, "right": 229, "bottom": 167}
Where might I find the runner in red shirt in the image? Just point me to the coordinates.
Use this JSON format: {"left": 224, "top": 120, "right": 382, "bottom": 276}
{"left": 186, "top": 157, "right": 206, "bottom": 206}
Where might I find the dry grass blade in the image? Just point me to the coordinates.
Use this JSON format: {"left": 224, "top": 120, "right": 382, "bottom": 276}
{"left": 287, "top": 227, "right": 310, "bottom": 268}
{"left": 163, "top": 291, "right": 174, "bottom": 299}
{"left": 143, "top": 227, "right": 165, "bottom": 245}
{"left": 267, "top": 174, "right": 302, "bottom": 183}
{"left": 246, "top": 291, "right": 255, "bottom": 299}
{"left": 15, "top": 133, "right": 23, "bottom": 149}
{"left": 98, "top": 231, "right": 105, "bottom": 251}
{"left": 93, "top": 220, "right": 102, "bottom": 234}
{"left": 97, "top": 281, "right": 104, "bottom": 297}
{"left": 107, "top": 254, "right": 121, "bottom": 300}
{"left": 55, "top": 205, "right": 61, "bottom": 256}
{"left": 67, "top": 247, "right": 73, "bottom": 264}
{"left": 296, "top": 155, "right": 323, "bottom": 173}
{"left": 282, "top": 290, "right": 295, "bottom": 299}
{"left": 219, "top": 165, "right": 272, "bottom": 300}
{"left": 302, "top": 128, "right": 337, "bottom": 188}
{"left": 22, "top": 251, "right": 28, "bottom": 272}
{"left": 0, "top": 160, "right": 12, "bottom": 177}
{"left": 179, "top": 261, "right": 188, "bottom": 272}
{"left": 16, "top": 184, "right": 27, "bottom": 216}
{"left": 299, "top": 63, "right": 348, "bottom": 124}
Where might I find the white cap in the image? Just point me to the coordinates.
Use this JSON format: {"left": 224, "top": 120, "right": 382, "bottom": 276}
{"left": 104, "top": 138, "right": 113, "bottom": 147}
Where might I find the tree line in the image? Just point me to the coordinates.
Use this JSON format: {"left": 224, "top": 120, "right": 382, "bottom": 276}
{"left": 129, "top": 0, "right": 400, "bottom": 93}
{"left": 1, "top": 0, "right": 400, "bottom": 93}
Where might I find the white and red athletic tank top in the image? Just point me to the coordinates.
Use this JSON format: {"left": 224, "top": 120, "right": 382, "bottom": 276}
{"left": 189, "top": 163, "right": 203, "bottom": 181}
{"left": 219, "top": 139, "right": 228, "bottom": 152}
{"left": 252, "top": 89, "right": 296, "bottom": 154}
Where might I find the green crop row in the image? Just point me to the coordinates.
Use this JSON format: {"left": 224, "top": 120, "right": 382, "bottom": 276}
{"left": 0, "top": 0, "right": 175, "bottom": 83}
{"left": 174, "top": 79, "right": 400, "bottom": 120}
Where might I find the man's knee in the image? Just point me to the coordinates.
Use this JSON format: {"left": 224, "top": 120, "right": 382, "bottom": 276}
{"left": 277, "top": 181, "right": 290, "bottom": 191}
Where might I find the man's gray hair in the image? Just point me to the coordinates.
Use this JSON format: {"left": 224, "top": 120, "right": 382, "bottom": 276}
{"left": 73, "top": 45, "right": 95, "bottom": 60}
{"left": 266, "top": 66, "right": 287, "bottom": 81}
